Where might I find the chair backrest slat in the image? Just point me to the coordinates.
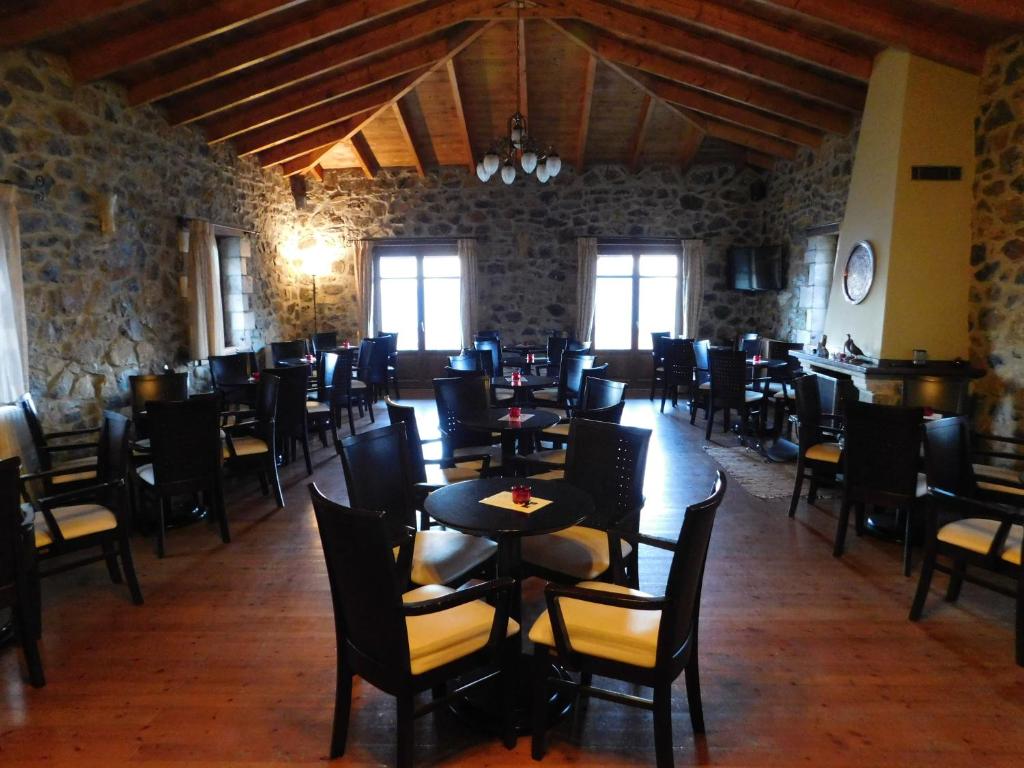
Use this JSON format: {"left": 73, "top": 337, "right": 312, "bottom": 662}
{"left": 385, "top": 399, "right": 428, "bottom": 485}
{"left": 708, "top": 349, "right": 749, "bottom": 404}
{"left": 581, "top": 378, "right": 627, "bottom": 411}
{"left": 339, "top": 424, "right": 418, "bottom": 535}
{"left": 564, "top": 420, "right": 651, "bottom": 530}
{"left": 263, "top": 366, "right": 309, "bottom": 440}
{"left": 923, "top": 416, "right": 977, "bottom": 496}
{"left": 843, "top": 401, "right": 923, "bottom": 502}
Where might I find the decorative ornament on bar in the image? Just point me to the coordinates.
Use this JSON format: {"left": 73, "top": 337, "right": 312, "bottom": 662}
{"left": 475, "top": 2, "right": 560, "bottom": 186}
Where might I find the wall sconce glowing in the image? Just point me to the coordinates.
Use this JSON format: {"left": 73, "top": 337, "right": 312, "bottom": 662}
{"left": 177, "top": 224, "right": 190, "bottom": 254}
{"left": 99, "top": 192, "right": 117, "bottom": 236}
{"left": 179, "top": 275, "right": 189, "bottom": 299}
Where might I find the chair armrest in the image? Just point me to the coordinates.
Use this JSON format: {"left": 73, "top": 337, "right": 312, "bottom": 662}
{"left": 21, "top": 466, "right": 98, "bottom": 482}
{"left": 44, "top": 426, "right": 100, "bottom": 439}
{"left": 927, "top": 487, "right": 1024, "bottom": 522}
{"left": 610, "top": 527, "right": 677, "bottom": 552}
{"left": 974, "top": 432, "right": 1024, "bottom": 447}
{"left": 34, "top": 479, "right": 124, "bottom": 510}
{"left": 403, "top": 577, "right": 515, "bottom": 616}
{"left": 222, "top": 419, "right": 260, "bottom": 432}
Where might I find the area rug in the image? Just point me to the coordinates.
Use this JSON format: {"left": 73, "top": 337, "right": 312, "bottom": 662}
{"left": 702, "top": 443, "right": 799, "bottom": 500}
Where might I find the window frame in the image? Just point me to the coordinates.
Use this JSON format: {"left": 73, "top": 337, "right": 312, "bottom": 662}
{"left": 595, "top": 242, "right": 680, "bottom": 352}
{"left": 374, "top": 242, "right": 461, "bottom": 352}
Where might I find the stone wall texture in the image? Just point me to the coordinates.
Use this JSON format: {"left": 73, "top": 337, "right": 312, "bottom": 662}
{"left": 0, "top": 49, "right": 299, "bottom": 427}
{"left": 970, "top": 34, "right": 1024, "bottom": 434}
{"left": 274, "top": 163, "right": 769, "bottom": 347}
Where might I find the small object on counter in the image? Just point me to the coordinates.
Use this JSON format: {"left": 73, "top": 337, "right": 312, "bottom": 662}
{"left": 815, "top": 334, "right": 829, "bottom": 358}
{"left": 913, "top": 349, "right": 928, "bottom": 366}
{"left": 844, "top": 334, "right": 865, "bottom": 358}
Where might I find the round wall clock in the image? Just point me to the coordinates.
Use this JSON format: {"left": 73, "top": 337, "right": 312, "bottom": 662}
{"left": 842, "top": 240, "right": 875, "bottom": 305}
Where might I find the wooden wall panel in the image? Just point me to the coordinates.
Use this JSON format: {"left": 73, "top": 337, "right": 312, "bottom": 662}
{"left": 408, "top": 68, "right": 470, "bottom": 168}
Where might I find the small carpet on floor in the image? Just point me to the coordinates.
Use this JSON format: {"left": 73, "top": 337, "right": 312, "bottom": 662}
{"left": 703, "top": 443, "right": 799, "bottom": 500}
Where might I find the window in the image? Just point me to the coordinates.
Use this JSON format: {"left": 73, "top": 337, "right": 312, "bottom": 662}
{"left": 375, "top": 244, "right": 462, "bottom": 351}
{"left": 593, "top": 245, "right": 679, "bottom": 351}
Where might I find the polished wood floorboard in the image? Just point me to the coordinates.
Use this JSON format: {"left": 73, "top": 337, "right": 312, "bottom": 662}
{"left": 2, "top": 395, "right": 1023, "bottom": 766}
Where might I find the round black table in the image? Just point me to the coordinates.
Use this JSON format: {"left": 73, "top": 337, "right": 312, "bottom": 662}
{"left": 457, "top": 407, "right": 560, "bottom": 462}
{"left": 746, "top": 357, "right": 788, "bottom": 371}
{"left": 504, "top": 343, "right": 547, "bottom": 355}
{"left": 491, "top": 374, "right": 556, "bottom": 405}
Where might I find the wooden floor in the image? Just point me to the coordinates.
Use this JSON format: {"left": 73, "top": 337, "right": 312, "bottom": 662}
{"left": 2, "top": 395, "right": 1023, "bottom": 767}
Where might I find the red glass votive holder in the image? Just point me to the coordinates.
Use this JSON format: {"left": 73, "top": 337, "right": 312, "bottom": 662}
{"left": 509, "top": 406, "right": 522, "bottom": 420}
{"left": 511, "top": 484, "right": 532, "bottom": 506}
{"left": 251, "top": 371, "right": 260, "bottom": 382}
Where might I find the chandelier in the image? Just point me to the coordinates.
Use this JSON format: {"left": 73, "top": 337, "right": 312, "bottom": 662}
{"left": 475, "top": 2, "right": 561, "bottom": 185}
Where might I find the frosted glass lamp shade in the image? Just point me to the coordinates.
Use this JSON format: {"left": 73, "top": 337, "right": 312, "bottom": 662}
{"left": 546, "top": 153, "right": 562, "bottom": 177}
{"left": 483, "top": 153, "right": 501, "bottom": 175}
{"left": 521, "top": 151, "right": 538, "bottom": 174}
{"left": 476, "top": 161, "right": 490, "bottom": 182}
{"left": 501, "top": 162, "right": 517, "bottom": 185}
{"left": 536, "top": 161, "right": 550, "bottom": 183}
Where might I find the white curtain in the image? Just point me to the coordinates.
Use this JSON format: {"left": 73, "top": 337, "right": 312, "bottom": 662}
{"left": 458, "top": 239, "right": 478, "bottom": 349}
{"left": 575, "top": 237, "right": 598, "bottom": 343}
{"left": 0, "top": 184, "right": 29, "bottom": 403}
{"left": 679, "top": 239, "right": 705, "bottom": 339}
{"left": 186, "top": 220, "right": 225, "bottom": 360}
{"left": 353, "top": 240, "right": 374, "bottom": 338}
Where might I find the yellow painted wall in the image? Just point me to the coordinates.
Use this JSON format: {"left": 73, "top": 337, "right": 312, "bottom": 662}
{"left": 825, "top": 49, "right": 976, "bottom": 360}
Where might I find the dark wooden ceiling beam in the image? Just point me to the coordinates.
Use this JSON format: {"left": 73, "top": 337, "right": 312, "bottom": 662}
{"left": 446, "top": 59, "right": 476, "bottom": 174}
{"left": 266, "top": 19, "right": 495, "bottom": 173}
{"left": 518, "top": 14, "right": 529, "bottom": 121}
{"left": 745, "top": 150, "right": 776, "bottom": 170}
{"left": 640, "top": 71, "right": 823, "bottom": 148}
{"left": 581, "top": 26, "right": 851, "bottom": 133}
{"left": 750, "top": 0, "right": 986, "bottom": 73}
{"left": 392, "top": 100, "right": 426, "bottom": 177}
{"left": 618, "top": 0, "right": 872, "bottom": 80}
{"left": 574, "top": 53, "right": 597, "bottom": 172}
{"left": 69, "top": 0, "right": 312, "bottom": 82}
{"left": 546, "top": 0, "right": 865, "bottom": 110}
{"left": 234, "top": 74, "right": 419, "bottom": 157}
{"left": 0, "top": 0, "right": 150, "bottom": 48}
{"left": 926, "top": 0, "right": 1024, "bottom": 25}
{"left": 701, "top": 117, "right": 798, "bottom": 159}
{"left": 126, "top": 0, "right": 425, "bottom": 105}
{"left": 349, "top": 132, "right": 381, "bottom": 179}
{"left": 202, "top": 37, "right": 449, "bottom": 142}
{"left": 628, "top": 95, "right": 656, "bottom": 172}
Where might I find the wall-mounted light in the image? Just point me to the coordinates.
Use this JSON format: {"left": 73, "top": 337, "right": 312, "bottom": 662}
{"left": 177, "top": 223, "right": 190, "bottom": 254}
{"left": 99, "top": 192, "right": 117, "bottom": 236}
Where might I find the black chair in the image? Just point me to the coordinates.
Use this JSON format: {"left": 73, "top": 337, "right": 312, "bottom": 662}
{"left": 136, "top": 396, "right": 228, "bottom": 557}
{"left": 223, "top": 374, "right": 284, "bottom": 508}
{"left": 920, "top": 416, "right": 1024, "bottom": 508}
{"left": 432, "top": 376, "right": 502, "bottom": 471}
{"left": 535, "top": 335, "right": 568, "bottom": 376}
{"left": 378, "top": 332, "right": 401, "bottom": 399}
{"left": 361, "top": 337, "right": 391, "bottom": 402}
{"left": 309, "top": 486, "right": 518, "bottom": 764}
{"left": 540, "top": 378, "right": 627, "bottom": 446}
{"left": 660, "top": 338, "right": 696, "bottom": 414}
{"left": 532, "top": 354, "right": 596, "bottom": 411}
{"left": 704, "top": 349, "right": 766, "bottom": 442}
{"left": 448, "top": 350, "right": 484, "bottom": 371}
{"left": 530, "top": 472, "right": 727, "bottom": 768}
{"left": 522, "top": 420, "right": 651, "bottom": 587}
{"left": 209, "top": 352, "right": 257, "bottom": 408}
{"left": 338, "top": 424, "right": 498, "bottom": 586}
{"left": 473, "top": 338, "right": 503, "bottom": 378}
{"left": 764, "top": 340, "right": 805, "bottom": 435}
{"left": 129, "top": 372, "right": 188, "bottom": 439}
{"left": 649, "top": 331, "right": 672, "bottom": 400}
{"left": 307, "top": 353, "right": 336, "bottom": 448}
{"left": 579, "top": 362, "right": 609, "bottom": 402}
{"left": 566, "top": 339, "right": 591, "bottom": 353}
{"left": 788, "top": 375, "right": 844, "bottom": 518}
{"left": 521, "top": 401, "right": 628, "bottom": 477}
{"left": 19, "top": 392, "right": 99, "bottom": 491}
{"left": 22, "top": 411, "right": 143, "bottom": 604}
{"left": 310, "top": 331, "right": 338, "bottom": 355}
{"left": 736, "top": 332, "right": 761, "bottom": 355}
{"left": 688, "top": 339, "right": 712, "bottom": 425}
{"left": 835, "top": 401, "right": 925, "bottom": 575}
{"left": 328, "top": 348, "right": 372, "bottom": 437}
{"left": 0, "top": 456, "right": 44, "bottom": 687}
{"left": 271, "top": 339, "right": 309, "bottom": 363}
{"left": 264, "top": 365, "right": 314, "bottom": 476}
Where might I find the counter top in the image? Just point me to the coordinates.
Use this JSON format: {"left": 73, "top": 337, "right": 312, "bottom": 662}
{"left": 790, "top": 351, "right": 983, "bottom": 379}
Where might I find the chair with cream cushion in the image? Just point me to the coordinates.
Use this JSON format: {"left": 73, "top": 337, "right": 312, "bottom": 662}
{"left": 432, "top": 375, "right": 504, "bottom": 469}
{"left": 21, "top": 411, "right": 142, "bottom": 605}
{"left": 788, "top": 375, "right": 844, "bottom": 518}
{"left": 688, "top": 339, "right": 712, "bottom": 425}
{"left": 704, "top": 349, "right": 766, "bottom": 442}
{"left": 309, "top": 487, "right": 518, "bottom": 765}
{"left": 522, "top": 419, "right": 651, "bottom": 588}
{"left": 339, "top": 424, "right": 497, "bottom": 586}
{"left": 658, "top": 338, "right": 695, "bottom": 414}
{"left": 524, "top": 401, "right": 626, "bottom": 474}
{"left": 835, "top": 401, "right": 923, "bottom": 574}
{"left": 531, "top": 353, "right": 595, "bottom": 412}
{"left": 649, "top": 332, "right": 672, "bottom": 400}
{"left": 328, "top": 347, "right": 371, "bottom": 436}
{"left": 385, "top": 398, "right": 493, "bottom": 529}
{"left": 264, "top": 365, "right": 314, "bottom": 475}
{"left": 20, "top": 393, "right": 100, "bottom": 492}
{"left": 541, "top": 378, "right": 627, "bottom": 447}
{"left": 530, "top": 472, "right": 727, "bottom": 768}
{"left": 223, "top": 374, "right": 283, "bottom": 508}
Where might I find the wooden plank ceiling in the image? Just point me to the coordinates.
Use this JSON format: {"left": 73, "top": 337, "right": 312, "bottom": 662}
{"left": 3, "top": 0, "right": 1020, "bottom": 179}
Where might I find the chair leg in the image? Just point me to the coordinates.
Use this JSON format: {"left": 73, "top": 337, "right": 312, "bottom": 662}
{"left": 684, "top": 652, "right": 705, "bottom": 735}
{"left": 946, "top": 556, "right": 967, "bottom": 602}
{"left": 217, "top": 482, "right": 231, "bottom": 544}
{"left": 653, "top": 682, "right": 675, "bottom": 768}
{"left": 833, "top": 495, "right": 852, "bottom": 558}
{"left": 157, "top": 497, "right": 169, "bottom": 558}
{"left": 347, "top": 402, "right": 356, "bottom": 435}
{"left": 21, "top": 628, "right": 45, "bottom": 688}
{"left": 396, "top": 693, "right": 414, "bottom": 768}
{"left": 531, "top": 647, "right": 550, "bottom": 760}
{"left": 257, "top": 469, "right": 269, "bottom": 497}
{"left": 689, "top": 395, "right": 698, "bottom": 425}
{"left": 267, "top": 453, "right": 285, "bottom": 508}
{"left": 330, "top": 659, "right": 353, "bottom": 759}
{"left": 909, "top": 539, "right": 937, "bottom": 621}
{"left": 722, "top": 407, "right": 731, "bottom": 434}
{"left": 704, "top": 406, "right": 714, "bottom": 441}
{"left": 392, "top": 375, "right": 401, "bottom": 401}
{"left": 101, "top": 539, "right": 123, "bottom": 584}
{"left": 118, "top": 529, "right": 144, "bottom": 605}
{"left": 788, "top": 460, "right": 805, "bottom": 518}
{"left": 500, "top": 643, "right": 518, "bottom": 750}
{"left": 301, "top": 432, "right": 313, "bottom": 477}
{"left": 902, "top": 506, "right": 913, "bottom": 577}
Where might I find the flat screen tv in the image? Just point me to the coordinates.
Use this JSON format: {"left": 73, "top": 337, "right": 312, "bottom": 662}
{"left": 727, "top": 246, "right": 784, "bottom": 291}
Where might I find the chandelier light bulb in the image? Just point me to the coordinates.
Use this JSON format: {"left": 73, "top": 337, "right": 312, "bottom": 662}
{"left": 521, "top": 150, "right": 538, "bottom": 174}
{"left": 536, "top": 160, "right": 550, "bottom": 183}
{"left": 546, "top": 153, "right": 562, "bottom": 177}
{"left": 501, "top": 162, "right": 517, "bottom": 184}
{"left": 476, "top": 161, "right": 490, "bottom": 182}
{"left": 483, "top": 152, "right": 501, "bottom": 175}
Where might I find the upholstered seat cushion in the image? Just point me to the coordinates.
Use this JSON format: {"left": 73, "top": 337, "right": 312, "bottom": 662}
{"left": 541, "top": 422, "right": 571, "bottom": 438}
{"left": 698, "top": 381, "right": 711, "bottom": 391}
{"left": 533, "top": 388, "right": 559, "bottom": 401}
{"left": 525, "top": 449, "right": 566, "bottom": 466}
{"left": 742, "top": 390, "right": 764, "bottom": 404}
{"left": 306, "top": 400, "right": 331, "bottom": 414}
{"left": 528, "top": 581, "right": 661, "bottom": 668}
{"left": 351, "top": 380, "right": 367, "bottom": 390}
{"left": 521, "top": 526, "right": 633, "bottom": 580}
{"left": 937, "top": 518, "right": 1023, "bottom": 565}
{"left": 223, "top": 435, "right": 271, "bottom": 458}
{"left": 50, "top": 455, "right": 99, "bottom": 486}
{"left": 423, "top": 460, "right": 485, "bottom": 486}
{"left": 977, "top": 480, "right": 1024, "bottom": 498}
{"left": 529, "top": 469, "right": 565, "bottom": 481}
{"left": 136, "top": 463, "right": 155, "bottom": 485}
{"left": 494, "top": 391, "right": 515, "bottom": 402}
{"left": 804, "top": 442, "right": 841, "bottom": 463}
{"left": 972, "top": 463, "right": 1022, "bottom": 486}
{"left": 403, "top": 584, "right": 520, "bottom": 675}
{"left": 396, "top": 529, "right": 498, "bottom": 586}
{"left": 34, "top": 503, "right": 117, "bottom": 548}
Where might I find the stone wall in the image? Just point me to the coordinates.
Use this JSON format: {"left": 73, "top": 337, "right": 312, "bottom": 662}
{"left": 970, "top": 34, "right": 1024, "bottom": 434}
{"left": 272, "top": 163, "right": 769, "bottom": 346}
{"left": 0, "top": 48, "right": 300, "bottom": 428}
{"left": 761, "top": 129, "right": 858, "bottom": 344}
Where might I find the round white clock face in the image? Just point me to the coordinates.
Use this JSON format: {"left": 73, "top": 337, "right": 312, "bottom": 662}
{"left": 843, "top": 241, "right": 875, "bottom": 305}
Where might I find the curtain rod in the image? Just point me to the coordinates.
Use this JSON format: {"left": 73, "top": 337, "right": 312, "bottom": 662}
{"left": 177, "top": 215, "right": 256, "bottom": 235}
{"left": 362, "top": 236, "right": 476, "bottom": 242}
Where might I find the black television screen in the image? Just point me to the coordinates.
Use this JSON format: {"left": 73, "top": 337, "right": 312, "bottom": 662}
{"left": 727, "top": 246, "right": 783, "bottom": 291}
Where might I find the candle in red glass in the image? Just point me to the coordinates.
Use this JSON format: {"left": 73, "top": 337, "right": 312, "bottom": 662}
{"left": 252, "top": 370, "right": 260, "bottom": 381}
{"left": 509, "top": 406, "right": 521, "bottom": 420}
{"left": 511, "top": 484, "right": 532, "bottom": 505}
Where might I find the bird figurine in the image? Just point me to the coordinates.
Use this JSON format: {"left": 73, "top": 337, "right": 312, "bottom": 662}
{"left": 844, "top": 334, "right": 864, "bottom": 358}
{"left": 815, "top": 334, "right": 828, "bottom": 358}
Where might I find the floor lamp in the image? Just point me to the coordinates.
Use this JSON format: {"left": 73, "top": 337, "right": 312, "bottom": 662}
{"left": 305, "top": 248, "right": 331, "bottom": 336}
